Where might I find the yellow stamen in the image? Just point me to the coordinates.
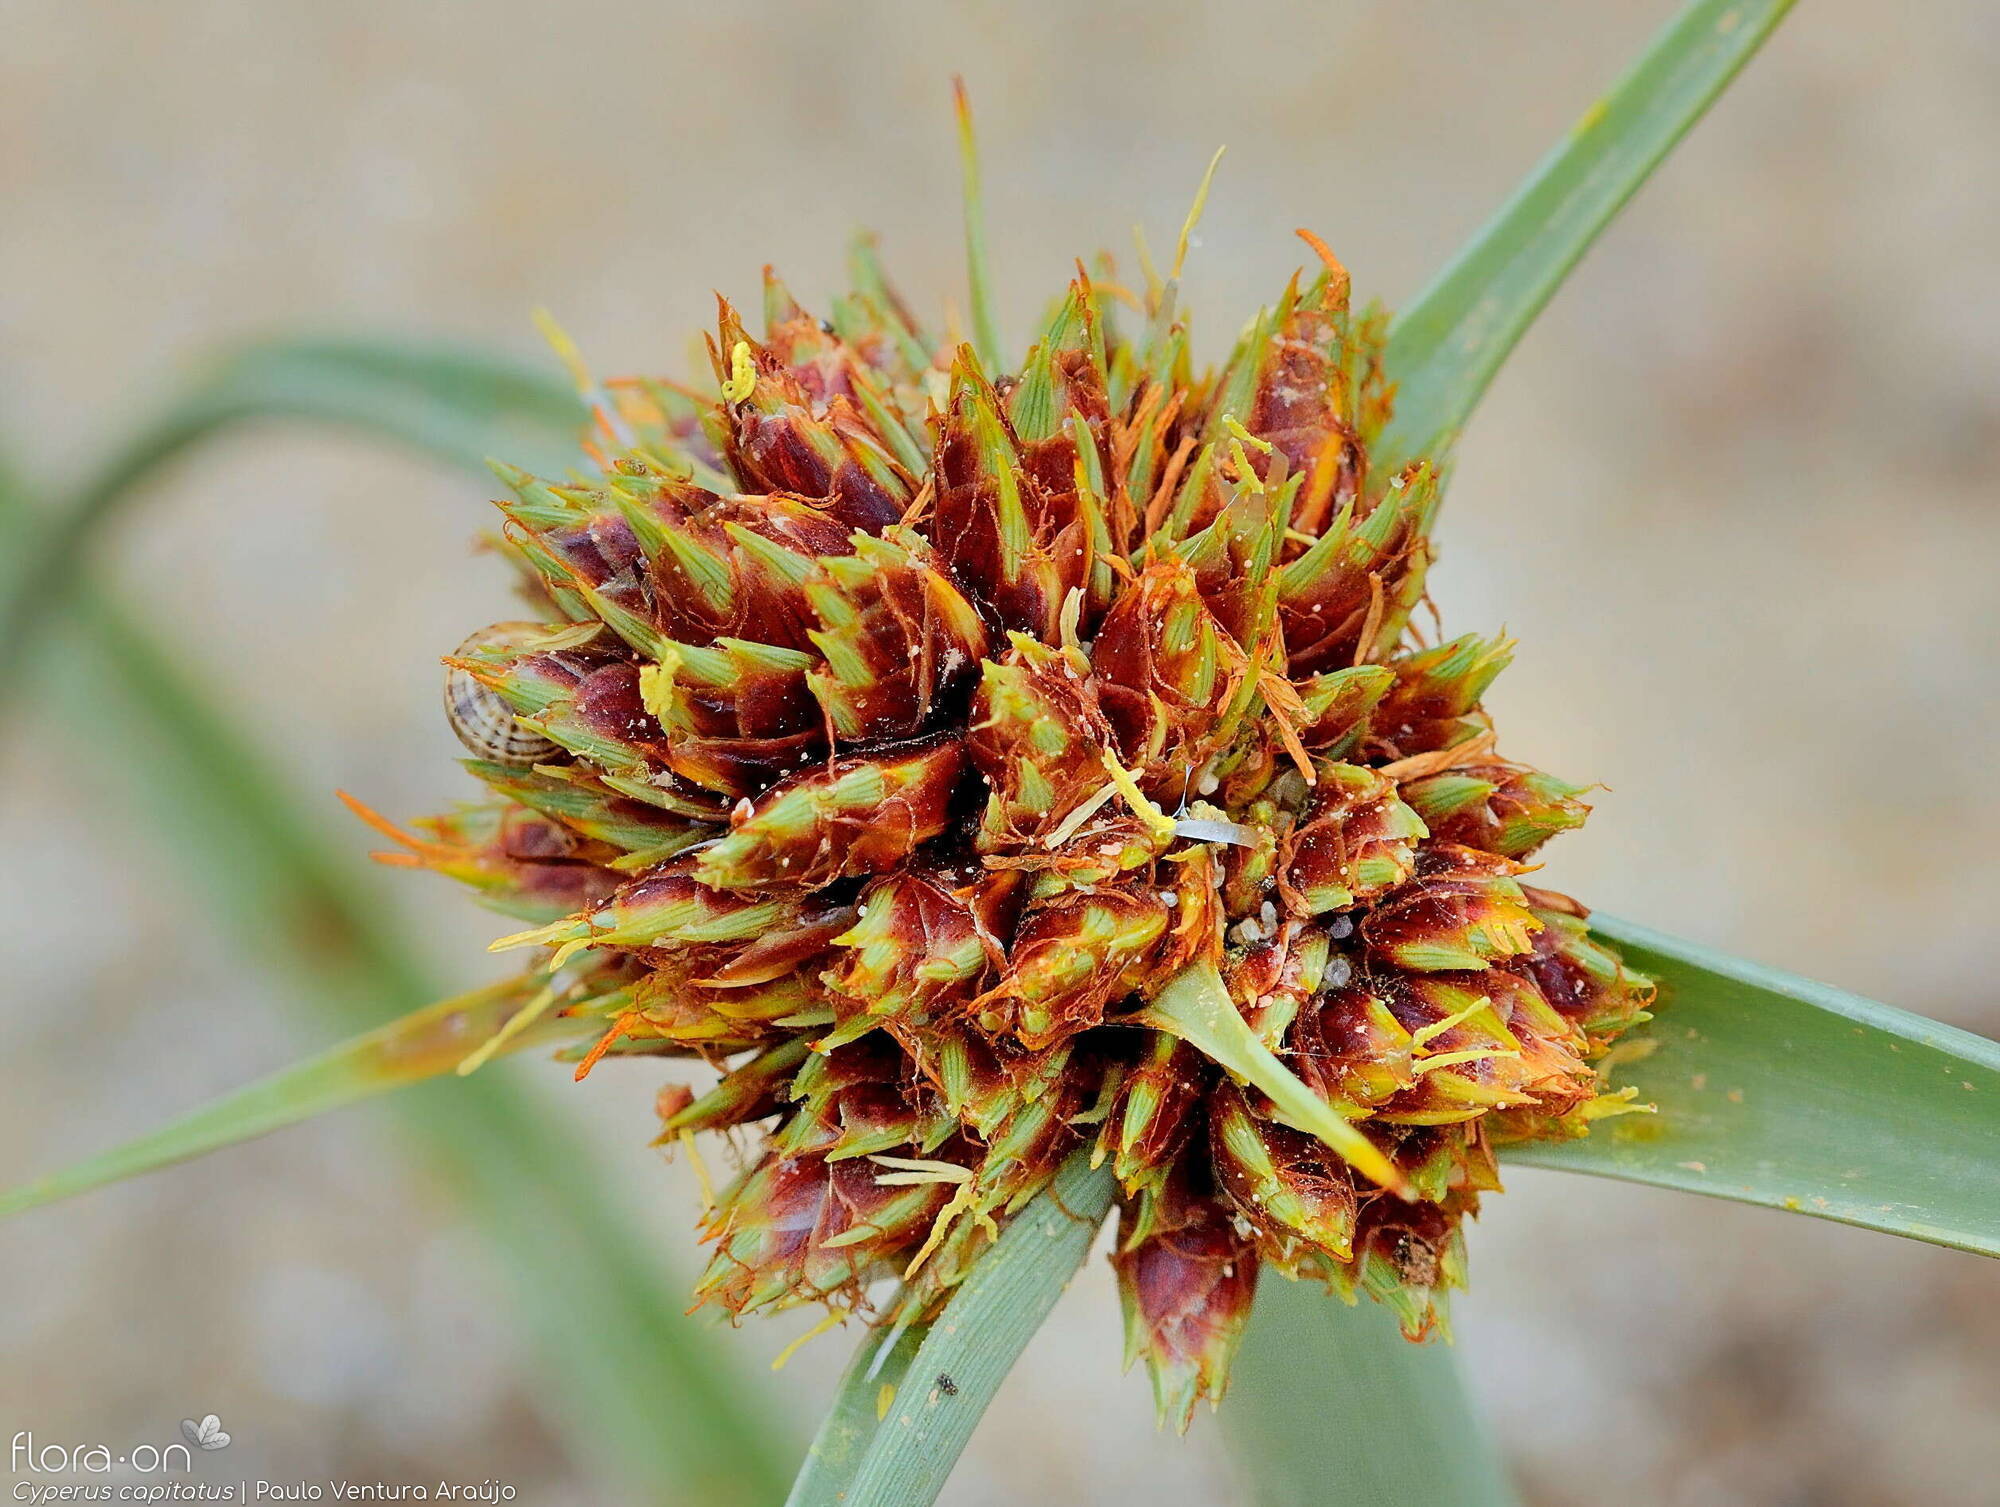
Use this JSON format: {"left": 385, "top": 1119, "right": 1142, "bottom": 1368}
{"left": 1412, "top": 1048, "right": 1520, "bottom": 1075}
{"left": 1222, "top": 415, "right": 1274, "bottom": 454}
{"left": 1582, "top": 1087, "right": 1656, "bottom": 1121}
{"left": 486, "top": 918, "right": 575, "bottom": 954}
{"left": 900, "top": 1179, "right": 998, "bottom": 1280}
{"left": 637, "top": 654, "right": 680, "bottom": 728}
{"left": 1409, "top": 995, "right": 1497, "bottom": 1052}
{"left": 867, "top": 1155, "right": 974, "bottom": 1185}
{"left": 719, "top": 340, "right": 757, "bottom": 403}
{"left": 1226, "top": 438, "right": 1265, "bottom": 495}
{"left": 875, "top": 1383, "right": 897, "bottom": 1421}
{"left": 1056, "top": 587, "right": 1088, "bottom": 673}
{"left": 771, "top": 1309, "right": 846, "bottom": 1372}
{"left": 1043, "top": 777, "right": 1123, "bottom": 849}
{"left": 681, "top": 1129, "right": 716, "bottom": 1210}
{"left": 1099, "top": 752, "right": 1178, "bottom": 840}
{"left": 455, "top": 976, "right": 562, "bottom": 1076}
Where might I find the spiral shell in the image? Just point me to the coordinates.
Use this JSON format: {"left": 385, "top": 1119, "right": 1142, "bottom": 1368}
{"left": 444, "top": 623, "right": 566, "bottom": 767}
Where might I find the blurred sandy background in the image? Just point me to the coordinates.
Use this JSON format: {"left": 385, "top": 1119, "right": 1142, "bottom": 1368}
{"left": 4, "top": 1, "right": 1997, "bottom": 1503}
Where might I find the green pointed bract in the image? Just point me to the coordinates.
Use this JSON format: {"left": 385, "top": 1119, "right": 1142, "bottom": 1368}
{"left": 635, "top": 634, "right": 823, "bottom": 797}
{"left": 1401, "top": 762, "right": 1592, "bottom": 859}
{"left": 1091, "top": 558, "right": 1250, "bottom": 787}
{"left": 1209, "top": 1083, "right": 1357, "bottom": 1267}
{"left": 969, "top": 634, "right": 1132, "bottom": 859}
{"left": 463, "top": 760, "right": 707, "bottom": 866}
{"left": 827, "top": 866, "right": 1014, "bottom": 1040}
{"left": 973, "top": 886, "right": 1171, "bottom": 1050}
{"left": 804, "top": 531, "right": 990, "bottom": 741}
{"left": 1293, "top": 663, "right": 1394, "bottom": 754}
{"left": 1283, "top": 762, "right": 1428, "bottom": 916}
{"left": 694, "top": 1148, "right": 955, "bottom": 1316}
{"left": 1362, "top": 847, "right": 1541, "bottom": 973}
{"left": 1374, "top": 631, "right": 1514, "bottom": 753}
{"left": 1341, "top": 1197, "right": 1470, "bottom": 1342}
{"left": 774, "top": 1042, "right": 948, "bottom": 1163}
{"left": 661, "top": 1037, "right": 811, "bottom": 1138}
{"left": 1110, "top": 1033, "right": 1208, "bottom": 1197}
{"left": 492, "top": 868, "right": 788, "bottom": 960}
{"left": 1112, "top": 1161, "right": 1261, "bottom": 1432}
{"left": 691, "top": 739, "right": 964, "bottom": 891}
{"left": 1277, "top": 460, "right": 1442, "bottom": 674}
{"left": 1009, "top": 280, "right": 1105, "bottom": 445}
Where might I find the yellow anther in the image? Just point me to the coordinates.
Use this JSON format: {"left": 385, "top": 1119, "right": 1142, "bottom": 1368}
{"left": 531, "top": 307, "right": 594, "bottom": 394}
{"left": 720, "top": 339, "right": 757, "bottom": 403}
{"left": 867, "top": 1154, "right": 975, "bottom": 1186}
{"left": 1099, "top": 752, "right": 1179, "bottom": 840}
{"left": 680, "top": 1129, "right": 716, "bottom": 1210}
{"left": 1222, "top": 415, "right": 1274, "bottom": 454}
{"left": 1411, "top": 1048, "right": 1520, "bottom": 1075}
{"left": 1410, "top": 995, "right": 1497, "bottom": 1052}
{"left": 455, "top": 976, "right": 561, "bottom": 1077}
{"left": 637, "top": 655, "right": 679, "bottom": 728}
{"left": 771, "top": 1309, "right": 846, "bottom": 1372}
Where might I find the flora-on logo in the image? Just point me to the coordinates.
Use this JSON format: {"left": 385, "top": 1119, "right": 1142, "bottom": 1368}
{"left": 179, "top": 1414, "right": 231, "bottom": 1451}
{"left": 11, "top": 1427, "right": 195, "bottom": 1474}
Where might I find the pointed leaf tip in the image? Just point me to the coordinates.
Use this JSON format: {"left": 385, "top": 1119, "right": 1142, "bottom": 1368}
{"left": 0, "top": 975, "right": 589, "bottom": 1220}
{"left": 1380, "top": 0, "right": 1796, "bottom": 469}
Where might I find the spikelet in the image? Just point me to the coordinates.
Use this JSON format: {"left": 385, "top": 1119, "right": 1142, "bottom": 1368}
{"left": 359, "top": 101, "right": 1656, "bottom": 1431}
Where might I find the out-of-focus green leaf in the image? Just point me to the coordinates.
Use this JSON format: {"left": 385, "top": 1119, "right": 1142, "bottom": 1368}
{"left": 0, "top": 337, "right": 585, "bottom": 697}
{"left": 1507, "top": 914, "right": 2000, "bottom": 1257}
{"left": 1223, "top": 1279, "right": 1518, "bottom": 1507}
{"left": 0, "top": 973, "right": 590, "bottom": 1219}
{"left": 0, "top": 436, "right": 791, "bottom": 1503}
{"left": 1379, "top": 0, "right": 1796, "bottom": 471}
{"left": 794, "top": 1151, "right": 1116, "bottom": 1507}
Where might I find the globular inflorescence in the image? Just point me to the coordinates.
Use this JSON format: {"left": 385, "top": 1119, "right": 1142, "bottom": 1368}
{"left": 358, "top": 222, "right": 1653, "bottom": 1428}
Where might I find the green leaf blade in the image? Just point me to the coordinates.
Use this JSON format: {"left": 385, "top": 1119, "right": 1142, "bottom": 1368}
{"left": 1380, "top": 0, "right": 1796, "bottom": 470}
{"left": 0, "top": 973, "right": 586, "bottom": 1219}
{"left": 0, "top": 337, "right": 584, "bottom": 698}
{"left": 1223, "top": 1279, "right": 1519, "bottom": 1507}
{"left": 792, "top": 1150, "right": 1117, "bottom": 1507}
{"left": 783, "top": 1315, "right": 928, "bottom": 1507}
{"left": 1507, "top": 915, "right": 2000, "bottom": 1257}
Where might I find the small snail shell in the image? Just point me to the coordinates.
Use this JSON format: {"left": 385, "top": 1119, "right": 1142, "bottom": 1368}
{"left": 444, "top": 623, "right": 566, "bottom": 767}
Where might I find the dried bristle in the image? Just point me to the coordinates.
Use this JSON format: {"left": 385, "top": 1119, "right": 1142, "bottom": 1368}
{"left": 364, "top": 146, "right": 1655, "bottom": 1430}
